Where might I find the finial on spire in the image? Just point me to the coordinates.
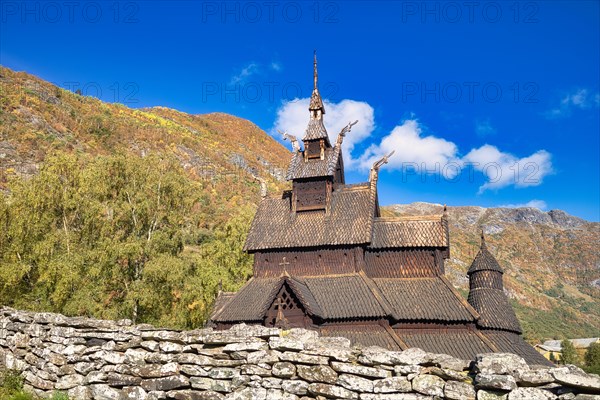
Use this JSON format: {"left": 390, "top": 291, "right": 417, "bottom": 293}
{"left": 313, "top": 50, "right": 318, "bottom": 91}
{"left": 480, "top": 229, "right": 486, "bottom": 246}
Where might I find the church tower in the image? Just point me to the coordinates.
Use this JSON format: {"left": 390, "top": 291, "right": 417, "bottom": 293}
{"left": 467, "top": 232, "right": 522, "bottom": 333}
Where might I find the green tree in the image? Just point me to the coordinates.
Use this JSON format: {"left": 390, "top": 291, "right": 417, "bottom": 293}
{"left": 561, "top": 339, "right": 579, "bottom": 365}
{"left": 0, "top": 151, "right": 256, "bottom": 328}
{"left": 584, "top": 342, "right": 600, "bottom": 375}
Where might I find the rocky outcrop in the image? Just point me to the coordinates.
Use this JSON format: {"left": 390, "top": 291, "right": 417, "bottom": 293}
{"left": 1, "top": 308, "right": 599, "bottom": 399}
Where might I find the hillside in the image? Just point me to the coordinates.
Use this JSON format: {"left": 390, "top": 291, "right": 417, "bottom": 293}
{"left": 0, "top": 66, "right": 290, "bottom": 196}
{"left": 1, "top": 66, "right": 598, "bottom": 342}
{"left": 384, "top": 203, "right": 600, "bottom": 342}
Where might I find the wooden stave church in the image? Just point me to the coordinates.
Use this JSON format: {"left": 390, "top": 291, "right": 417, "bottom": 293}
{"left": 209, "top": 55, "right": 551, "bottom": 366}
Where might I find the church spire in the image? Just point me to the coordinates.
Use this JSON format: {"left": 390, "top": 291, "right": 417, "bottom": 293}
{"left": 308, "top": 51, "right": 325, "bottom": 118}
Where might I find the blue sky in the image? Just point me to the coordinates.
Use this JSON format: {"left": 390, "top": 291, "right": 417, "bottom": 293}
{"left": 1, "top": 1, "right": 599, "bottom": 220}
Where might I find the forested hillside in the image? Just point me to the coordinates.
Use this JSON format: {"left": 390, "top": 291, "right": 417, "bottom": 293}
{"left": 0, "top": 66, "right": 290, "bottom": 328}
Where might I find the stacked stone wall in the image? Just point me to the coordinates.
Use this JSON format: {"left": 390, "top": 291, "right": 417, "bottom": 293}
{"left": 1, "top": 308, "right": 599, "bottom": 400}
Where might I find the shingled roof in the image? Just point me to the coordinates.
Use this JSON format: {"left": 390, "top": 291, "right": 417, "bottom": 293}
{"left": 467, "top": 234, "right": 503, "bottom": 275}
{"left": 468, "top": 288, "right": 522, "bottom": 333}
{"left": 303, "top": 117, "right": 329, "bottom": 141}
{"left": 396, "top": 329, "right": 494, "bottom": 360}
{"left": 286, "top": 147, "right": 340, "bottom": 180}
{"left": 212, "top": 273, "right": 479, "bottom": 325}
{"left": 369, "top": 217, "right": 448, "bottom": 248}
{"left": 373, "top": 277, "right": 478, "bottom": 322}
{"left": 243, "top": 184, "right": 376, "bottom": 251}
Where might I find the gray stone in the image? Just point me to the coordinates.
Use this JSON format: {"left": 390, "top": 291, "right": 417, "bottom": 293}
{"left": 55, "top": 373, "right": 85, "bottom": 390}
{"left": 515, "top": 369, "right": 555, "bottom": 387}
{"left": 552, "top": 367, "right": 600, "bottom": 392}
{"left": 24, "top": 371, "right": 54, "bottom": 390}
{"left": 90, "top": 384, "right": 122, "bottom": 400}
{"left": 282, "top": 380, "right": 309, "bottom": 395}
{"left": 190, "top": 377, "right": 232, "bottom": 393}
{"left": 180, "top": 364, "right": 210, "bottom": 377}
{"left": 332, "top": 361, "right": 391, "bottom": 379}
{"left": 269, "top": 337, "right": 305, "bottom": 351}
{"left": 280, "top": 351, "right": 329, "bottom": 365}
{"left": 121, "top": 386, "right": 149, "bottom": 399}
{"left": 393, "top": 365, "right": 423, "bottom": 377}
{"left": 273, "top": 362, "right": 296, "bottom": 378}
{"left": 297, "top": 364, "right": 338, "bottom": 384}
{"left": 168, "top": 390, "right": 225, "bottom": 400}
{"left": 241, "top": 364, "right": 272, "bottom": 377}
{"left": 411, "top": 374, "right": 445, "bottom": 396}
{"left": 68, "top": 385, "right": 92, "bottom": 400}
{"left": 477, "top": 390, "right": 509, "bottom": 400}
{"left": 475, "top": 374, "right": 518, "bottom": 392}
{"left": 159, "top": 341, "right": 184, "bottom": 353}
{"left": 247, "top": 350, "right": 281, "bottom": 364}
{"left": 177, "top": 353, "right": 215, "bottom": 366}
{"left": 85, "top": 370, "right": 108, "bottom": 384}
{"left": 141, "top": 375, "right": 190, "bottom": 391}
{"left": 224, "top": 341, "right": 269, "bottom": 352}
{"left": 444, "top": 380, "right": 476, "bottom": 400}
{"left": 134, "top": 362, "right": 180, "bottom": 378}
{"left": 106, "top": 372, "right": 142, "bottom": 387}
{"left": 124, "top": 348, "right": 149, "bottom": 364}
{"left": 209, "top": 367, "right": 241, "bottom": 379}
{"left": 307, "top": 383, "right": 359, "bottom": 399}
{"left": 140, "top": 340, "right": 160, "bottom": 352}
{"left": 508, "top": 387, "right": 556, "bottom": 400}
{"left": 360, "top": 395, "right": 432, "bottom": 400}
{"left": 261, "top": 377, "right": 283, "bottom": 389}
{"left": 338, "top": 373, "right": 374, "bottom": 393}
{"left": 373, "top": 376, "right": 411, "bottom": 393}
{"left": 475, "top": 354, "right": 529, "bottom": 377}
{"left": 225, "top": 387, "right": 267, "bottom": 400}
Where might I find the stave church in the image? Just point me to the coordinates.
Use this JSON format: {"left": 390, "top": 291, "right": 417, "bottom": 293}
{"left": 209, "top": 55, "right": 551, "bottom": 366}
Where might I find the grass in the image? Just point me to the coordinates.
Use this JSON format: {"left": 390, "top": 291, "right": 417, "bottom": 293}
{"left": 0, "top": 369, "right": 70, "bottom": 400}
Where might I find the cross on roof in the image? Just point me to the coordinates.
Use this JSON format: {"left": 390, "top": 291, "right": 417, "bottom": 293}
{"left": 279, "top": 257, "right": 290, "bottom": 266}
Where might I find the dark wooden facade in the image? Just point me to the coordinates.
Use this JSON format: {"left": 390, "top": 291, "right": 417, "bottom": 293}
{"left": 209, "top": 55, "right": 551, "bottom": 366}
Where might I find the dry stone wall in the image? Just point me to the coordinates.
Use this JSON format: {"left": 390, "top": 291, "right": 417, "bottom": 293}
{"left": 1, "top": 307, "right": 599, "bottom": 400}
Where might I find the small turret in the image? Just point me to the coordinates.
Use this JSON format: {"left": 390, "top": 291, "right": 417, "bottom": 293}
{"left": 467, "top": 232, "right": 522, "bottom": 333}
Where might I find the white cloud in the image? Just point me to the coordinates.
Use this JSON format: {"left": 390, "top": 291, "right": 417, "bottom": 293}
{"left": 358, "top": 120, "right": 459, "bottom": 173}
{"left": 545, "top": 88, "right": 600, "bottom": 119}
{"left": 475, "top": 118, "right": 496, "bottom": 136}
{"left": 272, "top": 97, "right": 375, "bottom": 167}
{"left": 230, "top": 62, "right": 259, "bottom": 85}
{"left": 462, "top": 145, "right": 553, "bottom": 193}
{"left": 270, "top": 61, "right": 282, "bottom": 72}
{"left": 273, "top": 99, "right": 553, "bottom": 192}
{"left": 499, "top": 200, "right": 548, "bottom": 210}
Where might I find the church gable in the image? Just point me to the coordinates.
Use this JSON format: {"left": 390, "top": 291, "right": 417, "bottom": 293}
{"left": 264, "top": 282, "right": 308, "bottom": 328}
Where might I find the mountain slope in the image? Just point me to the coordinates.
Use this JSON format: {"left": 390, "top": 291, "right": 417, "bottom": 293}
{"left": 385, "top": 203, "right": 600, "bottom": 341}
{"left": 0, "top": 66, "right": 290, "bottom": 198}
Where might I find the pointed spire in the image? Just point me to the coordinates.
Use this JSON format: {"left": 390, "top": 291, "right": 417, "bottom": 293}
{"left": 313, "top": 50, "right": 318, "bottom": 91}
{"left": 308, "top": 51, "right": 325, "bottom": 116}
{"left": 304, "top": 51, "right": 329, "bottom": 143}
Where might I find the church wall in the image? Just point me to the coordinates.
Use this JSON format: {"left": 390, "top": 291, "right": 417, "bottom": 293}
{"left": 253, "top": 247, "right": 357, "bottom": 278}
{"left": 364, "top": 249, "right": 441, "bottom": 278}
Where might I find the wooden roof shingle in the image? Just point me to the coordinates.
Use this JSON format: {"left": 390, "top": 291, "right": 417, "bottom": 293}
{"left": 396, "top": 329, "right": 494, "bottom": 360}
{"left": 244, "top": 184, "right": 375, "bottom": 251}
{"left": 468, "top": 288, "right": 522, "bottom": 333}
{"left": 369, "top": 217, "right": 448, "bottom": 249}
{"left": 373, "top": 277, "right": 478, "bottom": 322}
